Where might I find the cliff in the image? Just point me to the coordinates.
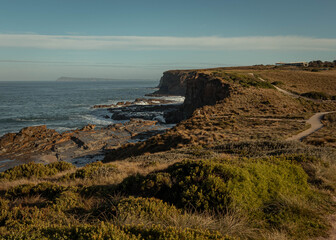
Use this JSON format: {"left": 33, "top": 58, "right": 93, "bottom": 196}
{"left": 182, "top": 73, "right": 232, "bottom": 118}
{"left": 150, "top": 70, "right": 194, "bottom": 96}
{"left": 159, "top": 71, "right": 234, "bottom": 122}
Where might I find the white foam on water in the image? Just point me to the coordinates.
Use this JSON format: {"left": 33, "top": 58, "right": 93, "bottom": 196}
{"left": 150, "top": 96, "right": 185, "bottom": 103}
{"left": 134, "top": 101, "right": 149, "bottom": 105}
{"left": 82, "top": 115, "right": 114, "bottom": 125}
{"left": 153, "top": 115, "right": 166, "bottom": 123}
{"left": 54, "top": 127, "right": 73, "bottom": 133}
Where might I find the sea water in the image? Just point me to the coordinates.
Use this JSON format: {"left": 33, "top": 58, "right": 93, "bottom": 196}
{"left": 0, "top": 80, "right": 159, "bottom": 136}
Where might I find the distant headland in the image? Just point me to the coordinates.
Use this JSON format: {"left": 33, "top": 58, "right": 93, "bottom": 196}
{"left": 56, "top": 77, "right": 150, "bottom": 82}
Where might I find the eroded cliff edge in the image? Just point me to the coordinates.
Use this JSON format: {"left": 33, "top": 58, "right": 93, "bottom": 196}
{"left": 150, "top": 70, "right": 193, "bottom": 96}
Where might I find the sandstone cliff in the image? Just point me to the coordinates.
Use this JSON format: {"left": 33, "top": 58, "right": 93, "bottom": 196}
{"left": 159, "top": 71, "right": 234, "bottom": 122}
{"left": 150, "top": 70, "right": 194, "bottom": 96}
{"left": 182, "top": 73, "right": 232, "bottom": 118}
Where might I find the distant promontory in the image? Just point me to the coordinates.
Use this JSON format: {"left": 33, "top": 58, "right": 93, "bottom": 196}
{"left": 56, "top": 77, "right": 121, "bottom": 82}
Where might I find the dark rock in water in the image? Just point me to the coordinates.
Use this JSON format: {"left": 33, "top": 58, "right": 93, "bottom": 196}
{"left": 93, "top": 98, "right": 175, "bottom": 109}
{"left": 109, "top": 103, "right": 182, "bottom": 124}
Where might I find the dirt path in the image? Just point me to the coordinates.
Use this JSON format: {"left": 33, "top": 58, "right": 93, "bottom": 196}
{"left": 254, "top": 74, "right": 336, "bottom": 239}
{"left": 257, "top": 76, "right": 311, "bottom": 100}
{"left": 286, "top": 112, "right": 335, "bottom": 141}
{"left": 250, "top": 74, "right": 334, "bottom": 141}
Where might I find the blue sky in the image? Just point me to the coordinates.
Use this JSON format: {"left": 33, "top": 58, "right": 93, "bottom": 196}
{"left": 0, "top": 0, "right": 336, "bottom": 81}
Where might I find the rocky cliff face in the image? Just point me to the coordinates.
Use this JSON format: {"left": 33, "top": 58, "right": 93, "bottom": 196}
{"left": 156, "top": 71, "right": 233, "bottom": 121}
{"left": 151, "top": 70, "right": 194, "bottom": 96}
{"left": 182, "top": 73, "right": 232, "bottom": 118}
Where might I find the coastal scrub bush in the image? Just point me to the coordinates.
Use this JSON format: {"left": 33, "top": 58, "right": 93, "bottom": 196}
{"left": 223, "top": 73, "right": 275, "bottom": 89}
{"left": 262, "top": 195, "right": 329, "bottom": 238}
{"left": 119, "top": 159, "right": 310, "bottom": 212}
{"left": 32, "top": 223, "right": 232, "bottom": 240}
{"left": 124, "top": 224, "right": 232, "bottom": 240}
{"left": 41, "top": 223, "right": 139, "bottom": 240}
{"left": 0, "top": 161, "right": 74, "bottom": 181}
{"left": 110, "top": 196, "right": 181, "bottom": 224}
{"left": 5, "top": 182, "right": 68, "bottom": 201}
{"left": 62, "top": 161, "right": 118, "bottom": 180}
{"left": 271, "top": 81, "right": 284, "bottom": 86}
{"left": 301, "top": 91, "right": 330, "bottom": 100}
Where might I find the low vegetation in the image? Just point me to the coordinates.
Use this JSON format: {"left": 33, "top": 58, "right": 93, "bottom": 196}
{"left": 0, "top": 161, "right": 74, "bottom": 181}
{"left": 1, "top": 67, "right": 336, "bottom": 239}
{"left": 1, "top": 147, "right": 335, "bottom": 239}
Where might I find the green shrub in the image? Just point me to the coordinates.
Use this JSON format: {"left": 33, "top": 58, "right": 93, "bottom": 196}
{"left": 223, "top": 73, "right": 275, "bottom": 89}
{"left": 262, "top": 195, "right": 329, "bottom": 238}
{"left": 42, "top": 223, "right": 138, "bottom": 240}
{"left": 31, "top": 223, "right": 232, "bottom": 240}
{"left": 301, "top": 91, "right": 330, "bottom": 100}
{"left": 53, "top": 190, "right": 82, "bottom": 211}
{"left": 5, "top": 182, "right": 68, "bottom": 200}
{"left": 271, "top": 81, "right": 284, "bottom": 86}
{"left": 119, "top": 159, "right": 310, "bottom": 212}
{"left": 63, "top": 161, "right": 117, "bottom": 180}
{"left": 111, "top": 197, "right": 181, "bottom": 222}
{"left": 125, "top": 224, "right": 232, "bottom": 240}
{"left": 0, "top": 161, "right": 74, "bottom": 181}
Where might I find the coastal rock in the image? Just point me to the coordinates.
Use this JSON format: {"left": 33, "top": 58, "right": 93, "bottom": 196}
{"left": 0, "top": 120, "right": 165, "bottom": 171}
{"left": 109, "top": 103, "right": 182, "bottom": 123}
{"left": 182, "top": 73, "right": 232, "bottom": 118}
{"left": 0, "top": 125, "right": 68, "bottom": 155}
{"left": 148, "top": 70, "right": 195, "bottom": 96}
{"left": 93, "top": 98, "right": 175, "bottom": 109}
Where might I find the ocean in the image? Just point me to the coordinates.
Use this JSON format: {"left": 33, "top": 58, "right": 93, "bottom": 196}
{"left": 0, "top": 80, "right": 164, "bottom": 137}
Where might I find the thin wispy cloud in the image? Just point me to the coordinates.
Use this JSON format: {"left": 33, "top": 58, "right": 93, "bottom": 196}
{"left": 0, "top": 34, "right": 335, "bottom": 51}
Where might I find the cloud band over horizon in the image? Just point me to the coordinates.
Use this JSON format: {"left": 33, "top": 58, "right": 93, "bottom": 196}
{"left": 1, "top": 34, "right": 336, "bottom": 51}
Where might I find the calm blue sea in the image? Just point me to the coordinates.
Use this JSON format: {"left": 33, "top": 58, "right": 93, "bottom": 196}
{"left": 0, "top": 80, "right": 157, "bottom": 136}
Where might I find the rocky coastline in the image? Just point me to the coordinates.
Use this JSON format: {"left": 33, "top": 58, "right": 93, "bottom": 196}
{"left": 0, "top": 119, "right": 166, "bottom": 171}
{"left": 0, "top": 86, "right": 188, "bottom": 171}
{"left": 0, "top": 69, "right": 238, "bottom": 171}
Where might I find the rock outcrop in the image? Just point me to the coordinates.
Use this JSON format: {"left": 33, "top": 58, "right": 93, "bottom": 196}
{"left": 149, "top": 70, "right": 195, "bottom": 96}
{"left": 0, "top": 125, "right": 72, "bottom": 156}
{"left": 0, "top": 120, "right": 164, "bottom": 171}
{"left": 149, "top": 71, "right": 233, "bottom": 121}
{"left": 182, "top": 73, "right": 232, "bottom": 118}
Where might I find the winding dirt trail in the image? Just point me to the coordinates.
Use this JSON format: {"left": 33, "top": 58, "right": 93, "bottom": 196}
{"left": 254, "top": 74, "right": 336, "bottom": 239}
{"left": 252, "top": 74, "right": 335, "bottom": 141}
{"left": 286, "top": 112, "right": 335, "bottom": 141}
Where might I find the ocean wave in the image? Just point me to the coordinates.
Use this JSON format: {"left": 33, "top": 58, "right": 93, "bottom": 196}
{"left": 82, "top": 115, "right": 114, "bottom": 125}
{"left": 54, "top": 127, "right": 73, "bottom": 133}
{"left": 161, "top": 96, "right": 185, "bottom": 102}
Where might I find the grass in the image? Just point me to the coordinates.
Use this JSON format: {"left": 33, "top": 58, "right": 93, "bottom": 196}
{"left": 1, "top": 152, "right": 334, "bottom": 239}
{"left": 304, "top": 112, "right": 336, "bottom": 149}
{"left": 258, "top": 69, "right": 336, "bottom": 96}
{"left": 1, "top": 68, "right": 336, "bottom": 239}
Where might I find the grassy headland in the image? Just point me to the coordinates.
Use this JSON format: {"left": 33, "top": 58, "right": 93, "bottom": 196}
{"left": 1, "top": 66, "right": 336, "bottom": 239}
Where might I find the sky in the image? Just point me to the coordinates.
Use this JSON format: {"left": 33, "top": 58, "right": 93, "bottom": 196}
{"left": 0, "top": 0, "right": 336, "bottom": 81}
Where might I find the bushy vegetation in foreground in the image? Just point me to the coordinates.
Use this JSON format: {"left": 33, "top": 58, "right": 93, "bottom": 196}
{"left": 0, "top": 153, "right": 335, "bottom": 239}
{"left": 0, "top": 161, "right": 74, "bottom": 181}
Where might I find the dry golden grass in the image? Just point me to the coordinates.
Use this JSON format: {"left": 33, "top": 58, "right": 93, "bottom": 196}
{"left": 303, "top": 112, "right": 336, "bottom": 148}
{"left": 0, "top": 158, "right": 180, "bottom": 191}
{"left": 258, "top": 69, "right": 336, "bottom": 96}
